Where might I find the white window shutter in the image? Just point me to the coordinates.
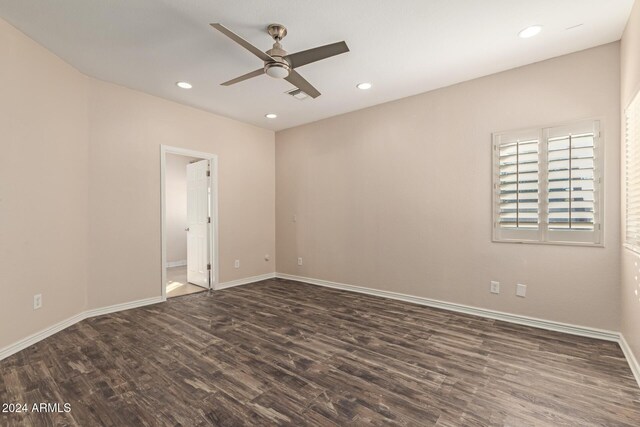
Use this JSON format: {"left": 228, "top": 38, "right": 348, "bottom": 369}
{"left": 545, "top": 120, "right": 602, "bottom": 245}
{"left": 493, "top": 120, "right": 602, "bottom": 246}
{"left": 626, "top": 92, "right": 640, "bottom": 253}
{"left": 493, "top": 129, "right": 541, "bottom": 242}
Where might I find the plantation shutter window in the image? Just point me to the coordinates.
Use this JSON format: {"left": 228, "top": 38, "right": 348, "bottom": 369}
{"left": 493, "top": 129, "right": 541, "bottom": 242}
{"left": 626, "top": 91, "right": 640, "bottom": 253}
{"left": 545, "top": 121, "right": 601, "bottom": 244}
{"left": 493, "top": 120, "right": 602, "bottom": 246}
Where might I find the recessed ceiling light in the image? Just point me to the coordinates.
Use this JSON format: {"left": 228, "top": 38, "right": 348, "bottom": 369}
{"left": 176, "top": 81, "right": 192, "bottom": 89}
{"left": 518, "top": 25, "right": 542, "bottom": 39}
{"left": 265, "top": 113, "right": 278, "bottom": 119}
{"left": 356, "top": 82, "right": 372, "bottom": 90}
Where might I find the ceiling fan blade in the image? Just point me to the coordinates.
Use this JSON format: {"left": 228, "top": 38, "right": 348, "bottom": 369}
{"left": 210, "top": 23, "right": 273, "bottom": 63}
{"left": 285, "top": 70, "right": 321, "bottom": 98}
{"left": 221, "top": 68, "right": 265, "bottom": 86}
{"left": 284, "top": 41, "right": 349, "bottom": 69}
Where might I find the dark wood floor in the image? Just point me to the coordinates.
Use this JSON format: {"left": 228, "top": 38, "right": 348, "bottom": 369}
{"left": 1, "top": 278, "right": 640, "bottom": 426}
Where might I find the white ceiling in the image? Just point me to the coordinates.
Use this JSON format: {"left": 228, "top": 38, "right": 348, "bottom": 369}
{"left": 0, "top": 0, "right": 633, "bottom": 131}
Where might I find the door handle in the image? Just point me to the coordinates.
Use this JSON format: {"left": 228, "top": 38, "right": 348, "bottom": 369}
{"left": 185, "top": 227, "right": 190, "bottom": 232}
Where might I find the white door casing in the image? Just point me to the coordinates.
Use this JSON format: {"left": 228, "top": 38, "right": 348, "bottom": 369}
{"left": 186, "top": 159, "right": 210, "bottom": 288}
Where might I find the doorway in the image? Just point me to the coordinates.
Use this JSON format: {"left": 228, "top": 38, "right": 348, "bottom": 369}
{"left": 161, "top": 146, "right": 218, "bottom": 299}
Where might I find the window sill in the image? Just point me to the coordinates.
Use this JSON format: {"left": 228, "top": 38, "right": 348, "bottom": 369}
{"left": 492, "top": 239, "right": 604, "bottom": 248}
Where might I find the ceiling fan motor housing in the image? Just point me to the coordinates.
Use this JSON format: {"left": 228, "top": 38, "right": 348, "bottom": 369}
{"left": 265, "top": 42, "right": 290, "bottom": 78}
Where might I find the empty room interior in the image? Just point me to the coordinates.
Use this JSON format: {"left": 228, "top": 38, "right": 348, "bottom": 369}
{"left": 3, "top": 0, "right": 640, "bottom": 425}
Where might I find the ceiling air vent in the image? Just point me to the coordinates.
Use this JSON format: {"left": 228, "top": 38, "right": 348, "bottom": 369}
{"left": 285, "top": 88, "right": 309, "bottom": 100}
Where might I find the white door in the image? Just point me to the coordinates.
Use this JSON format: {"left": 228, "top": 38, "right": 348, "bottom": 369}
{"left": 186, "top": 159, "right": 210, "bottom": 288}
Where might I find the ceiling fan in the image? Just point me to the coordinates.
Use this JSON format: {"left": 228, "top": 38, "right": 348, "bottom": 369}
{"left": 210, "top": 23, "right": 349, "bottom": 98}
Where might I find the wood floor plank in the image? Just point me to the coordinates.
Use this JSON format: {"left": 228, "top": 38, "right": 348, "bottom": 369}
{"left": 1, "top": 277, "right": 639, "bottom": 426}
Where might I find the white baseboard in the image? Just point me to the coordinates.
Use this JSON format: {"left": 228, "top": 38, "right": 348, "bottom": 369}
{"left": 0, "top": 312, "right": 86, "bottom": 361}
{"left": 166, "top": 260, "right": 187, "bottom": 268}
{"left": 275, "top": 273, "right": 620, "bottom": 342}
{"left": 84, "top": 296, "right": 163, "bottom": 318}
{"left": 0, "top": 296, "right": 163, "bottom": 362}
{"left": 619, "top": 335, "right": 640, "bottom": 387}
{"left": 216, "top": 272, "right": 276, "bottom": 290}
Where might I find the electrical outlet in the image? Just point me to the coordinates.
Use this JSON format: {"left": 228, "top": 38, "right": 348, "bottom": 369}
{"left": 234, "top": 259, "right": 240, "bottom": 268}
{"left": 490, "top": 281, "right": 500, "bottom": 294}
{"left": 516, "top": 283, "right": 527, "bottom": 297}
{"left": 297, "top": 257, "right": 303, "bottom": 266}
{"left": 33, "top": 294, "right": 42, "bottom": 310}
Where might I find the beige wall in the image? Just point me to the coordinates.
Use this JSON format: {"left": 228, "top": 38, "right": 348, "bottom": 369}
{"left": 165, "top": 154, "right": 199, "bottom": 264}
{"left": 621, "top": 0, "right": 640, "bottom": 364}
{"left": 87, "top": 79, "right": 275, "bottom": 308}
{"left": 0, "top": 17, "right": 276, "bottom": 350}
{"left": 276, "top": 43, "right": 621, "bottom": 331}
{"left": 0, "top": 18, "right": 89, "bottom": 348}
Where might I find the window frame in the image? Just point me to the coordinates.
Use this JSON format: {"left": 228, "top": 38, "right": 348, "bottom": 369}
{"left": 492, "top": 119, "right": 604, "bottom": 247}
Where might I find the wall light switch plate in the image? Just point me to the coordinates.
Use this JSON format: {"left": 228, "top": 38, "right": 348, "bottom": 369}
{"left": 516, "top": 283, "right": 527, "bottom": 297}
{"left": 234, "top": 259, "right": 240, "bottom": 268}
{"left": 490, "top": 281, "right": 500, "bottom": 294}
{"left": 297, "top": 257, "right": 303, "bottom": 266}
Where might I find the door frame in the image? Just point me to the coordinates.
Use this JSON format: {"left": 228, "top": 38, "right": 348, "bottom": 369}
{"left": 160, "top": 145, "right": 219, "bottom": 300}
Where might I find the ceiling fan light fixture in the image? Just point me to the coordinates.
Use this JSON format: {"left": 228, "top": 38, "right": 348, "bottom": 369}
{"left": 265, "top": 113, "right": 278, "bottom": 119}
{"left": 356, "top": 82, "right": 372, "bottom": 90}
{"left": 176, "top": 81, "right": 193, "bottom": 89}
{"left": 265, "top": 62, "right": 290, "bottom": 79}
{"left": 518, "top": 25, "right": 542, "bottom": 38}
